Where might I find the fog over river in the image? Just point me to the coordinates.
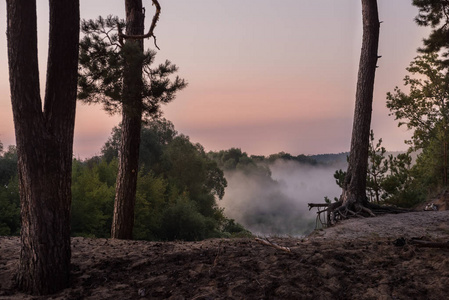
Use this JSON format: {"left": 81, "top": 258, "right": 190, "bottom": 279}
{"left": 220, "top": 160, "right": 345, "bottom": 236}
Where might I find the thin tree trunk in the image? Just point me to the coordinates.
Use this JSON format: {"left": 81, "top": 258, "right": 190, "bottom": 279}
{"left": 340, "top": 0, "right": 380, "bottom": 208}
{"left": 440, "top": 94, "right": 448, "bottom": 186}
{"left": 443, "top": 140, "right": 448, "bottom": 186}
{"left": 111, "top": 0, "right": 145, "bottom": 239}
{"left": 6, "top": 0, "right": 79, "bottom": 294}
{"left": 374, "top": 176, "right": 380, "bottom": 203}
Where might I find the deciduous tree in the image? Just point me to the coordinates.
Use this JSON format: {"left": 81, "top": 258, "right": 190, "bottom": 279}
{"left": 387, "top": 52, "right": 449, "bottom": 187}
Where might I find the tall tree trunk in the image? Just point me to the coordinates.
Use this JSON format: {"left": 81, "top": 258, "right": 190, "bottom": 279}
{"left": 330, "top": 0, "right": 380, "bottom": 220}
{"left": 111, "top": 0, "right": 145, "bottom": 239}
{"left": 6, "top": 0, "right": 79, "bottom": 295}
{"left": 343, "top": 0, "right": 380, "bottom": 206}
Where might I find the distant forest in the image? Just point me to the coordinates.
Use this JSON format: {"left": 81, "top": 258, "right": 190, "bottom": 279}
{"left": 0, "top": 119, "right": 433, "bottom": 240}
{"left": 0, "top": 119, "right": 344, "bottom": 239}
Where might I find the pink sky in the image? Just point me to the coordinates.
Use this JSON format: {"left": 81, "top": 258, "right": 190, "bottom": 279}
{"left": 0, "top": 1, "right": 428, "bottom": 158}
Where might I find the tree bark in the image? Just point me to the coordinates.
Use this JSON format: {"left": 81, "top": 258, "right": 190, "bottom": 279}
{"left": 334, "top": 0, "right": 380, "bottom": 215}
{"left": 442, "top": 97, "right": 448, "bottom": 186}
{"left": 6, "top": 0, "right": 79, "bottom": 295}
{"left": 111, "top": 0, "right": 145, "bottom": 239}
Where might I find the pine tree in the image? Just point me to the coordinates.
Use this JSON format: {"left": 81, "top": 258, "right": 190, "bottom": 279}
{"left": 413, "top": 0, "right": 449, "bottom": 63}
{"left": 78, "top": 1, "right": 186, "bottom": 239}
{"left": 6, "top": 0, "right": 79, "bottom": 294}
{"left": 328, "top": 0, "right": 380, "bottom": 224}
{"left": 366, "top": 131, "right": 388, "bottom": 203}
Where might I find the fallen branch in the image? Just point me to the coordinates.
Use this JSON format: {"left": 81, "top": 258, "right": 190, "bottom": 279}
{"left": 255, "top": 238, "right": 291, "bottom": 253}
{"left": 409, "top": 239, "right": 449, "bottom": 249}
{"left": 308, "top": 203, "right": 330, "bottom": 229}
{"left": 308, "top": 203, "right": 329, "bottom": 210}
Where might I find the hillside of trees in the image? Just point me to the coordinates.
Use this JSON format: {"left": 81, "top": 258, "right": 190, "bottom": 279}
{"left": 0, "top": 121, "right": 444, "bottom": 239}
{"left": 0, "top": 120, "right": 250, "bottom": 240}
{"left": 1, "top": 121, "right": 348, "bottom": 240}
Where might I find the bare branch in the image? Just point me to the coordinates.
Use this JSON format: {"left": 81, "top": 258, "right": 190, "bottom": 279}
{"left": 118, "top": 0, "right": 161, "bottom": 49}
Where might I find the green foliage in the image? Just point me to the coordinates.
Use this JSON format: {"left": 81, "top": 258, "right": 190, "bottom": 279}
{"left": 78, "top": 16, "right": 124, "bottom": 112}
{"left": 101, "top": 126, "right": 121, "bottom": 163}
{"left": 221, "top": 219, "right": 252, "bottom": 238}
{"left": 0, "top": 122, "right": 241, "bottom": 240}
{"left": 0, "top": 145, "right": 20, "bottom": 236}
{"left": 208, "top": 148, "right": 271, "bottom": 178}
{"left": 323, "top": 196, "right": 339, "bottom": 204}
{"left": 207, "top": 150, "right": 336, "bottom": 202}
{"left": 68, "top": 119, "right": 237, "bottom": 240}
{"left": 78, "top": 16, "right": 187, "bottom": 120}
{"left": 0, "top": 175, "right": 20, "bottom": 235}
{"left": 381, "top": 152, "right": 424, "bottom": 208}
{"left": 330, "top": 132, "right": 420, "bottom": 207}
{"left": 387, "top": 52, "right": 449, "bottom": 193}
{"left": 160, "top": 195, "right": 218, "bottom": 241}
{"left": 71, "top": 158, "right": 117, "bottom": 237}
{"left": 310, "top": 152, "right": 349, "bottom": 166}
{"left": 387, "top": 53, "right": 449, "bottom": 151}
{"left": 0, "top": 145, "right": 17, "bottom": 187}
{"left": 366, "top": 130, "right": 389, "bottom": 203}
{"left": 209, "top": 149, "right": 322, "bottom": 180}
{"left": 134, "top": 121, "right": 235, "bottom": 240}
{"left": 164, "top": 136, "right": 226, "bottom": 202}
{"left": 333, "top": 169, "right": 346, "bottom": 189}
{"left": 413, "top": 0, "right": 449, "bottom": 63}
{"left": 268, "top": 152, "right": 318, "bottom": 165}
{"left": 384, "top": 50, "right": 449, "bottom": 205}
{"left": 133, "top": 171, "right": 168, "bottom": 240}
{"left": 138, "top": 118, "right": 177, "bottom": 174}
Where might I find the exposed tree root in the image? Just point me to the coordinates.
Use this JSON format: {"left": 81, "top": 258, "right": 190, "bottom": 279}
{"left": 358, "top": 205, "right": 376, "bottom": 217}
{"left": 366, "top": 202, "right": 410, "bottom": 215}
{"left": 326, "top": 199, "right": 409, "bottom": 227}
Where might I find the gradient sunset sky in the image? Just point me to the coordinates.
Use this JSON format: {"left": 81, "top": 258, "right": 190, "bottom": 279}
{"left": 0, "top": 1, "right": 429, "bottom": 158}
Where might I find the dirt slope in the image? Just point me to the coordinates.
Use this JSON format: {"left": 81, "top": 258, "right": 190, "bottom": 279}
{"left": 1, "top": 211, "right": 449, "bottom": 299}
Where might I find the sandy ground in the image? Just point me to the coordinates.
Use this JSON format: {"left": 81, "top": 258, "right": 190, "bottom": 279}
{"left": 1, "top": 211, "right": 449, "bottom": 299}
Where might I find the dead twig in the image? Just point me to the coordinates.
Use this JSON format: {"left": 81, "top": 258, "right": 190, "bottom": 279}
{"left": 255, "top": 238, "right": 291, "bottom": 254}
{"left": 209, "top": 240, "right": 222, "bottom": 275}
{"left": 118, "top": 0, "right": 161, "bottom": 49}
{"left": 213, "top": 241, "right": 222, "bottom": 267}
